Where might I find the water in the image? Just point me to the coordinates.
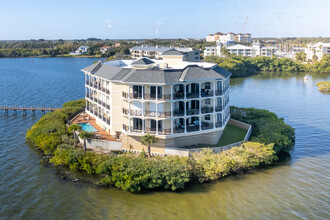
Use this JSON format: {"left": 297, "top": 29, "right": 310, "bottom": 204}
{"left": 0, "top": 58, "right": 329, "bottom": 219}
{"left": 78, "top": 122, "right": 98, "bottom": 132}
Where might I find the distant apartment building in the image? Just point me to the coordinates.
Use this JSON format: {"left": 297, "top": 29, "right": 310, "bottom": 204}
{"left": 204, "top": 42, "right": 276, "bottom": 58}
{"left": 206, "top": 32, "right": 252, "bottom": 44}
{"left": 129, "top": 45, "right": 200, "bottom": 62}
{"left": 70, "top": 46, "right": 89, "bottom": 56}
{"left": 306, "top": 42, "right": 330, "bottom": 61}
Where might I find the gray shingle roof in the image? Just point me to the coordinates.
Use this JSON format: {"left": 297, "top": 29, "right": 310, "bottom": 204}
{"left": 131, "top": 58, "right": 155, "bottom": 65}
{"left": 162, "top": 49, "right": 183, "bottom": 56}
{"left": 83, "top": 62, "right": 231, "bottom": 84}
{"left": 130, "top": 46, "right": 172, "bottom": 53}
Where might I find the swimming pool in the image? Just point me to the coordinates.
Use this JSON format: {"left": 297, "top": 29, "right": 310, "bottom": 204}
{"left": 78, "top": 123, "right": 97, "bottom": 132}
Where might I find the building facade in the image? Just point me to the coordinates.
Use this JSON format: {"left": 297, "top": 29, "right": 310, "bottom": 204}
{"left": 206, "top": 32, "right": 252, "bottom": 44}
{"left": 129, "top": 46, "right": 200, "bottom": 62}
{"left": 306, "top": 42, "right": 330, "bottom": 61}
{"left": 204, "top": 42, "right": 277, "bottom": 58}
{"left": 82, "top": 54, "right": 231, "bottom": 154}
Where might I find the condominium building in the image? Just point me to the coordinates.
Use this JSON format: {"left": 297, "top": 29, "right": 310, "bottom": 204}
{"left": 204, "top": 42, "right": 276, "bottom": 58}
{"left": 306, "top": 42, "right": 330, "bottom": 61}
{"left": 129, "top": 45, "right": 200, "bottom": 61}
{"left": 82, "top": 52, "right": 231, "bottom": 154}
{"left": 206, "top": 32, "right": 252, "bottom": 44}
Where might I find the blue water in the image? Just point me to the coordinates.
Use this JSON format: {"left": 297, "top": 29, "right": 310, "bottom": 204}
{"left": 78, "top": 122, "right": 97, "bottom": 132}
{"left": 0, "top": 58, "right": 329, "bottom": 219}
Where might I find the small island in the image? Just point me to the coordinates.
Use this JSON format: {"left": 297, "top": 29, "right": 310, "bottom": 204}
{"left": 26, "top": 99, "right": 295, "bottom": 192}
{"left": 316, "top": 81, "right": 330, "bottom": 93}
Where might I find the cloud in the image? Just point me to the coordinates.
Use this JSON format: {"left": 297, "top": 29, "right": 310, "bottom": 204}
{"left": 157, "top": 22, "right": 163, "bottom": 26}
{"left": 64, "top": 21, "right": 68, "bottom": 24}
{"left": 106, "top": 20, "right": 113, "bottom": 29}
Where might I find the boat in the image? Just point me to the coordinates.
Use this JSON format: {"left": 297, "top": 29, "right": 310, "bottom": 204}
{"left": 304, "top": 75, "right": 308, "bottom": 81}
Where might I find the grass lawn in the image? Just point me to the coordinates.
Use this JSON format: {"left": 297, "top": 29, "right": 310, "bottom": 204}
{"left": 217, "top": 124, "right": 247, "bottom": 146}
{"left": 187, "top": 124, "right": 248, "bottom": 149}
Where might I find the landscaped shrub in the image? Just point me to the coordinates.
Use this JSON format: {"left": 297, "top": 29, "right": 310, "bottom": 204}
{"left": 191, "top": 142, "right": 278, "bottom": 182}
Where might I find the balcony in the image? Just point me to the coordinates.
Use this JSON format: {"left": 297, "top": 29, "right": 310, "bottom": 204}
{"left": 173, "top": 127, "right": 185, "bottom": 134}
{"left": 158, "top": 128, "right": 171, "bottom": 135}
{"left": 186, "top": 125, "right": 200, "bottom": 132}
{"left": 201, "top": 90, "right": 213, "bottom": 97}
{"left": 201, "top": 106, "right": 214, "bottom": 114}
{"left": 173, "top": 91, "right": 184, "bottom": 100}
{"left": 215, "top": 121, "right": 223, "bottom": 128}
{"left": 215, "top": 90, "right": 223, "bottom": 96}
{"left": 173, "top": 109, "right": 184, "bottom": 117}
{"left": 215, "top": 106, "right": 222, "bottom": 112}
{"left": 186, "top": 92, "right": 199, "bottom": 99}
{"left": 186, "top": 109, "right": 199, "bottom": 116}
{"left": 130, "top": 109, "right": 142, "bottom": 116}
{"left": 143, "top": 94, "right": 171, "bottom": 101}
{"left": 202, "top": 122, "right": 214, "bottom": 130}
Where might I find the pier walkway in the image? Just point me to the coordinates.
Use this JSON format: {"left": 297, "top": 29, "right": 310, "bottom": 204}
{"left": 0, "top": 106, "right": 61, "bottom": 115}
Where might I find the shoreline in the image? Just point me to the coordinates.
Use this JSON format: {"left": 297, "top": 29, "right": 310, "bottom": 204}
{"left": 25, "top": 100, "right": 295, "bottom": 192}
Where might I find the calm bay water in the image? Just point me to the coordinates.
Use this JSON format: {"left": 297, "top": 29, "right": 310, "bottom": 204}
{"left": 0, "top": 58, "right": 329, "bottom": 219}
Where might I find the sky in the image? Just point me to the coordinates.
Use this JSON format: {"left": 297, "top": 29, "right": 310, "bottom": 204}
{"left": 0, "top": 0, "right": 329, "bottom": 40}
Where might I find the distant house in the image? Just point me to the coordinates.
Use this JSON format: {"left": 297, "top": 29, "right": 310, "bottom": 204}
{"left": 204, "top": 42, "right": 276, "bottom": 58}
{"left": 129, "top": 45, "right": 200, "bottom": 61}
{"left": 100, "top": 46, "right": 111, "bottom": 54}
{"left": 114, "top": 43, "right": 121, "bottom": 48}
{"left": 70, "top": 46, "right": 89, "bottom": 56}
{"left": 206, "top": 32, "right": 252, "bottom": 44}
{"left": 306, "top": 42, "right": 330, "bottom": 61}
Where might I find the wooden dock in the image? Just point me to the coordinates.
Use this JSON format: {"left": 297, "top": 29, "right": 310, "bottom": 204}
{"left": 0, "top": 106, "right": 61, "bottom": 115}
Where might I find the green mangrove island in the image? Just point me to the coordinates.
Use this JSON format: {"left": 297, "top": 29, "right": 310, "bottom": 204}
{"left": 316, "top": 81, "right": 330, "bottom": 93}
{"left": 26, "top": 100, "right": 295, "bottom": 192}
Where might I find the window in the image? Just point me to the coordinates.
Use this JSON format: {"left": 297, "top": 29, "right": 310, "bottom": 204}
{"left": 204, "top": 82, "right": 211, "bottom": 89}
{"left": 205, "top": 99, "right": 211, "bottom": 105}
{"left": 205, "top": 115, "right": 211, "bottom": 120}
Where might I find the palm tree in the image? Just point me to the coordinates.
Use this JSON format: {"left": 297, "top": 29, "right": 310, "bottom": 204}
{"left": 78, "top": 131, "right": 94, "bottom": 152}
{"left": 141, "top": 134, "right": 159, "bottom": 159}
{"left": 68, "top": 124, "right": 81, "bottom": 142}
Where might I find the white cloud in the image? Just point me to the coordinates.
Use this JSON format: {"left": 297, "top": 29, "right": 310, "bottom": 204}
{"left": 106, "top": 20, "right": 112, "bottom": 23}
{"left": 107, "top": 24, "right": 112, "bottom": 28}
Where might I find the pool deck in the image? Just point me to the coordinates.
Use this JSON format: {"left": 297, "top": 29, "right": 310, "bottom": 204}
{"left": 68, "top": 112, "right": 118, "bottom": 142}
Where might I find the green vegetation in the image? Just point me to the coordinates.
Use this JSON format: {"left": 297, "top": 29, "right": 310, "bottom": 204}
{"left": 26, "top": 99, "right": 85, "bottom": 155}
{"left": 218, "top": 124, "right": 247, "bottom": 146}
{"left": 79, "top": 131, "right": 94, "bottom": 152}
{"left": 230, "top": 106, "right": 295, "bottom": 153}
{"left": 204, "top": 55, "right": 305, "bottom": 77}
{"left": 26, "top": 100, "right": 294, "bottom": 192}
{"left": 316, "top": 81, "right": 330, "bottom": 93}
{"left": 141, "top": 134, "right": 159, "bottom": 158}
{"left": 295, "top": 51, "right": 306, "bottom": 62}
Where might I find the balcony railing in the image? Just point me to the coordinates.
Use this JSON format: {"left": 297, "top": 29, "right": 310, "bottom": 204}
{"left": 215, "top": 106, "right": 223, "bottom": 112}
{"left": 201, "top": 106, "right": 214, "bottom": 114}
{"left": 158, "top": 128, "right": 172, "bottom": 135}
{"left": 186, "top": 92, "right": 199, "bottom": 99}
{"left": 157, "top": 111, "right": 171, "bottom": 118}
{"left": 186, "top": 109, "right": 199, "bottom": 116}
{"left": 173, "top": 92, "right": 184, "bottom": 100}
{"left": 215, "top": 122, "right": 223, "bottom": 128}
{"left": 202, "top": 122, "right": 214, "bottom": 130}
{"left": 130, "top": 109, "right": 142, "bottom": 116}
{"left": 186, "top": 125, "right": 200, "bottom": 132}
{"left": 173, "top": 109, "right": 184, "bottom": 117}
{"left": 145, "top": 128, "right": 157, "bottom": 134}
{"left": 173, "top": 127, "right": 185, "bottom": 134}
{"left": 215, "top": 90, "right": 223, "bottom": 96}
{"left": 201, "top": 90, "right": 214, "bottom": 97}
